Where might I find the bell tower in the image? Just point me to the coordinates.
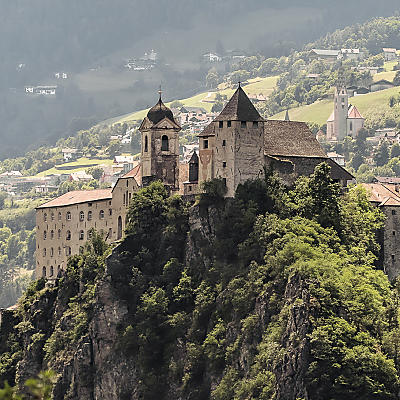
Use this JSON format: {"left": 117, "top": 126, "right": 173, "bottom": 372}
{"left": 334, "top": 68, "right": 349, "bottom": 141}
{"left": 139, "top": 91, "right": 181, "bottom": 192}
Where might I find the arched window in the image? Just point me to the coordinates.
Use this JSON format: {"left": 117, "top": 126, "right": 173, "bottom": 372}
{"left": 44, "top": 213, "right": 47, "bottom": 222}
{"left": 58, "top": 247, "right": 61, "bottom": 256}
{"left": 88, "top": 211, "right": 92, "bottom": 221}
{"left": 99, "top": 210, "right": 105, "bottom": 219}
{"left": 50, "top": 266, "right": 54, "bottom": 277}
{"left": 88, "top": 230, "right": 93, "bottom": 240}
{"left": 58, "top": 212, "right": 62, "bottom": 221}
{"left": 65, "top": 246, "right": 71, "bottom": 256}
{"left": 79, "top": 211, "right": 85, "bottom": 221}
{"left": 58, "top": 229, "right": 61, "bottom": 239}
{"left": 161, "top": 135, "right": 169, "bottom": 151}
{"left": 42, "top": 266, "right": 47, "bottom": 277}
{"left": 144, "top": 135, "right": 148, "bottom": 152}
{"left": 51, "top": 213, "right": 55, "bottom": 221}
{"left": 66, "top": 211, "right": 71, "bottom": 221}
{"left": 43, "top": 248, "right": 47, "bottom": 257}
{"left": 66, "top": 230, "right": 71, "bottom": 241}
{"left": 43, "top": 230, "right": 47, "bottom": 240}
{"left": 50, "top": 247, "right": 54, "bottom": 257}
{"left": 79, "top": 230, "right": 84, "bottom": 240}
{"left": 50, "top": 230, "right": 54, "bottom": 239}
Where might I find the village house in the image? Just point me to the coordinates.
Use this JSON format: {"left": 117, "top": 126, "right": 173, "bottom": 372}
{"left": 383, "top": 48, "right": 398, "bottom": 61}
{"left": 327, "top": 151, "right": 346, "bottom": 167}
{"left": 62, "top": 148, "right": 81, "bottom": 162}
{"left": 310, "top": 49, "right": 341, "bottom": 62}
{"left": 370, "top": 79, "right": 395, "bottom": 93}
{"left": 203, "top": 52, "right": 222, "bottom": 62}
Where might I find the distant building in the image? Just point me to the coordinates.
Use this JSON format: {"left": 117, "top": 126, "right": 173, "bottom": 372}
{"left": 370, "top": 79, "right": 395, "bottom": 92}
{"left": 25, "top": 86, "right": 57, "bottom": 95}
{"left": 310, "top": 49, "right": 340, "bottom": 62}
{"left": 54, "top": 72, "right": 68, "bottom": 79}
{"left": 327, "top": 151, "right": 346, "bottom": 166}
{"left": 203, "top": 52, "right": 222, "bottom": 62}
{"left": 62, "top": 148, "right": 80, "bottom": 162}
{"left": 341, "top": 48, "right": 362, "bottom": 60}
{"left": 383, "top": 48, "right": 398, "bottom": 61}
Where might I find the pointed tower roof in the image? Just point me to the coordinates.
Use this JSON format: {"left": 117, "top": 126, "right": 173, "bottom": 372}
{"left": 214, "top": 86, "right": 264, "bottom": 122}
{"left": 285, "top": 109, "right": 290, "bottom": 121}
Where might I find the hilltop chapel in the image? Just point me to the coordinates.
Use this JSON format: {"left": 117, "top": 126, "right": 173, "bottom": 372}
{"left": 35, "top": 86, "right": 353, "bottom": 280}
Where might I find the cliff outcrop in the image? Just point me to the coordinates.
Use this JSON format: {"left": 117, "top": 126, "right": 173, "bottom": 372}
{"left": 0, "top": 176, "right": 398, "bottom": 399}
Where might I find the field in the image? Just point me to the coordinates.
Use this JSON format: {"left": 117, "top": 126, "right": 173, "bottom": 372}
{"left": 273, "top": 86, "right": 400, "bottom": 125}
{"left": 35, "top": 158, "right": 115, "bottom": 177}
{"left": 106, "top": 76, "right": 279, "bottom": 125}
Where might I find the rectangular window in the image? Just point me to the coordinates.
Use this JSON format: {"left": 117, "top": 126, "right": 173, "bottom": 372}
{"left": 223, "top": 162, "right": 227, "bottom": 168}
{"left": 222, "top": 140, "right": 226, "bottom": 146}
{"left": 241, "top": 121, "right": 246, "bottom": 128}
{"left": 253, "top": 121, "right": 258, "bottom": 127}
{"left": 222, "top": 178, "right": 227, "bottom": 186}
{"left": 392, "top": 254, "right": 395, "bottom": 262}
{"left": 203, "top": 139, "right": 209, "bottom": 149}
{"left": 227, "top": 121, "right": 231, "bottom": 127}
{"left": 219, "top": 121, "right": 223, "bottom": 129}
{"left": 393, "top": 231, "right": 396, "bottom": 236}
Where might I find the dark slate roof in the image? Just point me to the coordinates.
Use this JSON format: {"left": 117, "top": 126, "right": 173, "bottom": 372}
{"left": 214, "top": 86, "right": 264, "bottom": 122}
{"left": 264, "top": 120, "right": 327, "bottom": 158}
{"left": 147, "top": 98, "right": 176, "bottom": 125}
{"left": 198, "top": 122, "right": 216, "bottom": 137}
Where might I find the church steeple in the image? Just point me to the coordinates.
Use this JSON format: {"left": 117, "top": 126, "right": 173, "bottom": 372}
{"left": 139, "top": 92, "right": 181, "bottom": 192}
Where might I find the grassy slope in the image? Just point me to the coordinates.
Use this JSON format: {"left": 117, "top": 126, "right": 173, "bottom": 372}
{"left": 105, "top": 76, "right": 279, "bottom": 125}
{"left": 35, "top": 158, "right": 115, "bottom": 177}
{"left": 273, "top": 86, "right": 400, "bottom": 125}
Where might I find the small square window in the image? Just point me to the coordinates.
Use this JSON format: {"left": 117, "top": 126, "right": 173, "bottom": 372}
{"left": 223, "top": 162, "right": 227, "bottom": 168}
{"left": 392, "top": 210, "right": 397, "bottom": 215}
{"left": 222, "top": 178, "right": 227, "bottom": 186}
{"left": 219, "top": 121, "right": 223, "bottom": 129}
{"left": 203, "top": 139, "right": 209, "bottom": 149}
{"left": 227, "top": 121, "right": 231, "bottom": 127}
{"left": 241, "top": 121, "right": 246, "bottom": 128}
{"left": 222, "top": 140, "right": 226, "bottom": 146}
{"left": 88, "top": 203, "right": 92, "bottom": 207}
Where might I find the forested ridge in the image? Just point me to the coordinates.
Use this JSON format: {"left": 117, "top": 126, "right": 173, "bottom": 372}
{"left": 1, "top": 164, "right": 400, "bottom": 399}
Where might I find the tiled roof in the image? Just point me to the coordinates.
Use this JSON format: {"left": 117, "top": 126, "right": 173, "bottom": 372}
{"left": 311, "top": 49, "right": 340, "bottom": 56}
{"left": 121, "top": 163, "right": 141, "bottom": 186}
{"left": 362, "top": 183, "right": 400, "bottom": 206}
{"left": 264, "top": 120, "right": 327, "bottom": 158}
{"left": 37, "top": 189, "right": 112, "bottom": 209}
{"left": 198, "top": 122, "right": 216, "bottom": 137}
{"left": 347, "top": 105, "right": 363, "bottom": 119}
{"left": 375, "top": 176, "right": 400, "bottom": 184}
{"left": 214, "top": 86, "right": 264, "bottom": 122}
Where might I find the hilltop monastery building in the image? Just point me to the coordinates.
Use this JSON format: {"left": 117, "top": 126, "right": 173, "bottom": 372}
{"left": 36, "top": 86, "right": 353, "bottom": 279}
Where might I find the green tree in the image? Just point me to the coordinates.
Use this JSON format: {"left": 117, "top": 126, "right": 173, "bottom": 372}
{"left": 107, "top": 140, "right": 121, "bottom": 158}
{"left": 85, "top": 166, "right": 104, "bottom": 180}
{"left": 391, "top": 143, "right": 400, "bottom": 159}
{"left": 0, "top": 192, "right": 7, "bottom": 210}
{"left": 394, "top": 70, "right": 400, "bottom": 86}
{"left": 374, "top": 140, "right": 390, "bottom": 166}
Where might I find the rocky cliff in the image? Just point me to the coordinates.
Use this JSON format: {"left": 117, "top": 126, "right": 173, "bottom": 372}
{"left": 0, "top": 177, "right": 398, "bottom": 399}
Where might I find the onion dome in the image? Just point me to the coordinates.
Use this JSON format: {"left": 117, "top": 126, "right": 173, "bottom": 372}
{"left": 147, "top": 98, "right": 175, "bottom": 125}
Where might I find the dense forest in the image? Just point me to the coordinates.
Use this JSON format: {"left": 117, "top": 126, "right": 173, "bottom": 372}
{"left": 1, "top": 164, "right": 399, "bottom": 399}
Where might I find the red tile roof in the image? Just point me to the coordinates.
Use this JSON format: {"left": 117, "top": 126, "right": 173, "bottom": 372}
{"left": 362, "top": 183, "right": 400, "bottom": 207}
{"left": 347, "top": 105, "right": 363, "bottom": 119}
{"left": 37, "top": 189, "right": 112, "bottom": 209}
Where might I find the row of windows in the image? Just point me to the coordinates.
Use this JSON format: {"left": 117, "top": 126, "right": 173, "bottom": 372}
{"left": 43, "top": 226, "right": 111, "bottom": 241}
{"left": 218, "top": 121, "right": 258, "bottom": 129}
{"left": 43, "top": 208, "right": 112, "bottom": 222}
{"left": 202, "top": 139, "right": 229, "bottom": 150}
{"left": 43, "top": 247, "right": 70, "bottom": 257}
{"left": 42, "top": 265, "right": 62, "bottom": 278}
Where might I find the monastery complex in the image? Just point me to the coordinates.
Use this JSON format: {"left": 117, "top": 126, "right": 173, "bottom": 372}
{"left": 38, "top": 84, "right": 400, "bottom": 281}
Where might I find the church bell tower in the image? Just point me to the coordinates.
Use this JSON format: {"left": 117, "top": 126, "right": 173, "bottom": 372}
{"left": 333, "top": 68, "right": 349, "bottom": 141}
{"left": 139, "top": 91, "right": 181, "bottom": 192}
